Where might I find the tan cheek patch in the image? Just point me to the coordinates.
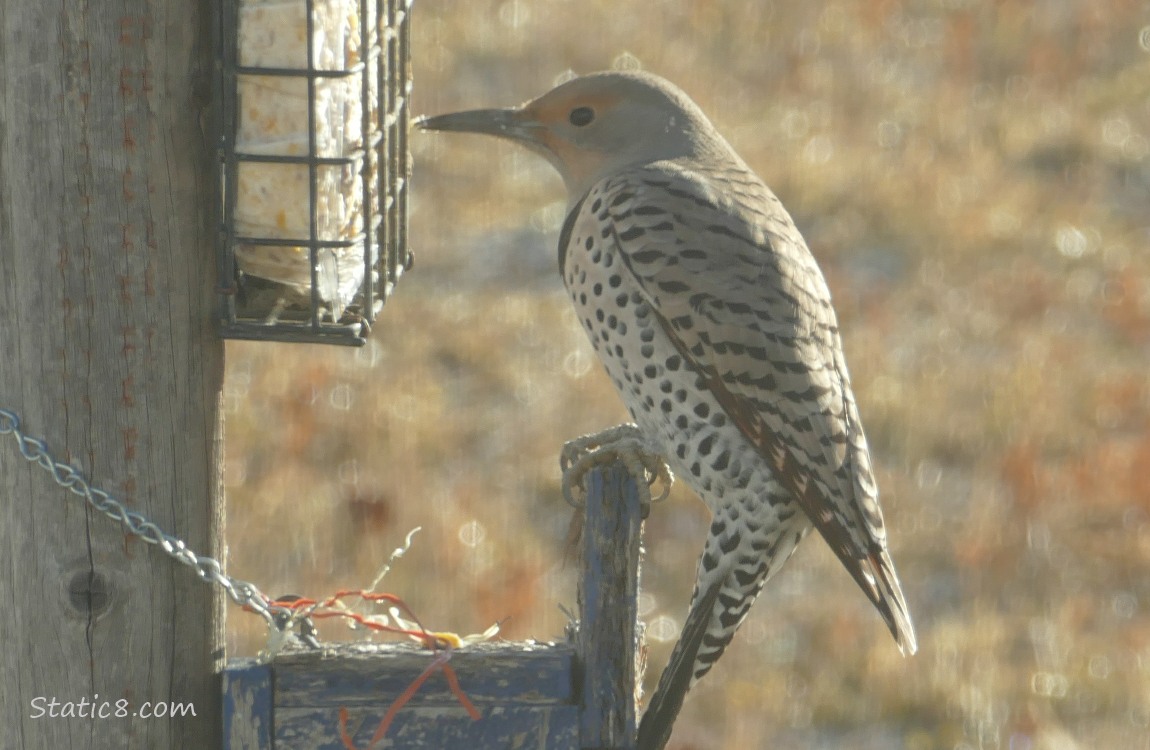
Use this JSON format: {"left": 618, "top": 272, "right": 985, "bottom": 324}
{"left": 539, "top": 135, "right": 609, "bottom": 184}
{"left": 528, "top": 91, "right": 624, "bottom": 129}
{"left": 521, "top": 91, "right": 623, "bottom": 183}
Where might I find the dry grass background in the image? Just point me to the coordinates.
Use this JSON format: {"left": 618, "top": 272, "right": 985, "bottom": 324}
{"left": 224, "top": 2, "right": 1150, "bottom": 748}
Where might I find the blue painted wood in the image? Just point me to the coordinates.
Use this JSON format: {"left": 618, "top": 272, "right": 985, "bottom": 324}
{"left": 272, "top": 641, "right": 575, "bottom": 707}
{"left": 279, "top": 704, "right": 579, "bottom": 749}
{"left": 220, "top": 460, "right": 644, "bottom": 749}
{"left": 222, "top": 661, "right": 272, "bottom": 750}
{"left": 224, "top": 642, "right": 580, "bottom": 749}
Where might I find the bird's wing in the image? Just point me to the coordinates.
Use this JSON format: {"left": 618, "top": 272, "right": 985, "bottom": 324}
{"left": 593, "top": 162, "right": 916, "bottom": 653}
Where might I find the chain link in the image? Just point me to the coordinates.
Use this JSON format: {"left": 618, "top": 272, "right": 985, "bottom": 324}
{"left": 0, "top": 406, "right": 288, "bottom": 629}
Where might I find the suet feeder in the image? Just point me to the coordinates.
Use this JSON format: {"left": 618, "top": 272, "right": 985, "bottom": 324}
{"left": 216, "top": 0, "right": 412, "bottom": 346}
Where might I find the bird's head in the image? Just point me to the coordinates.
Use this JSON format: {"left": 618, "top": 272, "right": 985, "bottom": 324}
{"left": 417, "top": 71, "right": 732, "bottom": 200}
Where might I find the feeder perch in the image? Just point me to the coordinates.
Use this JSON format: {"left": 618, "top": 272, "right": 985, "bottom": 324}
{"left": 217, "top": 0, "right": 412, "bottom": 346}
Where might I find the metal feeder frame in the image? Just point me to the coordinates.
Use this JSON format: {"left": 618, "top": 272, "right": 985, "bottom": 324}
{"left": 216, "top": 0, "right": 411, "bottom": 346}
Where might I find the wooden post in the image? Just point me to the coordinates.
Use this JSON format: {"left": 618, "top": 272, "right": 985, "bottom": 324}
{"left": 0, "top": 2, "right": 223, "bottom": 748}
{"left": 221, "top": 462, "right": 644, "bottom": 749}
{"left": 576, "top": 465, "right": 644, "bottom": 750}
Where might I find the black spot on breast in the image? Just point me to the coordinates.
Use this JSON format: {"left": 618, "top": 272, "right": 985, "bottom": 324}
{"left": 697, "top": 434, "right": 714, "bottom": 456}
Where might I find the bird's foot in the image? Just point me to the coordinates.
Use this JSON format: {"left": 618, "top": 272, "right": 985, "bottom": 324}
{"left": 560, "top": 424, "right": 673, "bottom": 514}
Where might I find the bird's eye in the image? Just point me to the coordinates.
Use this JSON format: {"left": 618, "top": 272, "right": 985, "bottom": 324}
{"left": 569, "top": 106, "right": 595, "bottom": 127}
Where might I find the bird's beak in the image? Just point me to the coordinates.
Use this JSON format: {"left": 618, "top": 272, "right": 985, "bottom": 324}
{"left": 415, "top": 107, "right": 540, "bottom": 142}
{"left": 416, "top": 104, "right": 577, "bottom": 198}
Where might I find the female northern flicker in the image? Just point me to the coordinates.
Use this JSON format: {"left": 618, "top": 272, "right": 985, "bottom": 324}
{"left": 419, "top": 71, "right": 916, "bottom": 750}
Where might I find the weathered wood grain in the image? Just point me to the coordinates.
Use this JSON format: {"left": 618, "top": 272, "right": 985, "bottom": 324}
{"left": 576, "top": 465, "right": 644, "bottom": 750}
{"left": 0, "top": 1, "right": 223, "bottom": 747}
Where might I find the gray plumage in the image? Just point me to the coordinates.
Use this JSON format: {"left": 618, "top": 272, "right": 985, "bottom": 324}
{"left": 419, "top": 71, "right": 916, "bottom": 750}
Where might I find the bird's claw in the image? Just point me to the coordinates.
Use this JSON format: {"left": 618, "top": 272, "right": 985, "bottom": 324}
{"left": 561, "top": 424, "right": 674, "bottom": 514}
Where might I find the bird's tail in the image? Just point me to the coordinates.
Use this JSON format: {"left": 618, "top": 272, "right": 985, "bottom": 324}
{"left": 637, "top": 515, "right": 807, "bottom": 750}
{"left": 863, "top": 548, "right": 917, "bottom": 656}
{"left": 637, "top": 577, "right": 722, "bottom": 750}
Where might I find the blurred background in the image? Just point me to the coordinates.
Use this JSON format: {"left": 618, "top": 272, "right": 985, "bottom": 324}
{"left": 225, "top": 2, "right": 1150, "bottom": 748}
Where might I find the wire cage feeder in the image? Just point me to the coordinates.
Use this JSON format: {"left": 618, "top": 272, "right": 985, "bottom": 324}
{"left": 217, "top": 0, "right": 412, "bottom": 346}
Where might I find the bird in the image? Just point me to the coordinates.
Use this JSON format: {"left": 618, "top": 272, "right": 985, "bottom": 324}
{"left": 418, "top": 70, "right": 916, "bottom": 749}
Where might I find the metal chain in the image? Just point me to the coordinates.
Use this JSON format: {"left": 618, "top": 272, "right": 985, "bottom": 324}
{"left": 0, "top": 406, "right": 288, "bottom": 629}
